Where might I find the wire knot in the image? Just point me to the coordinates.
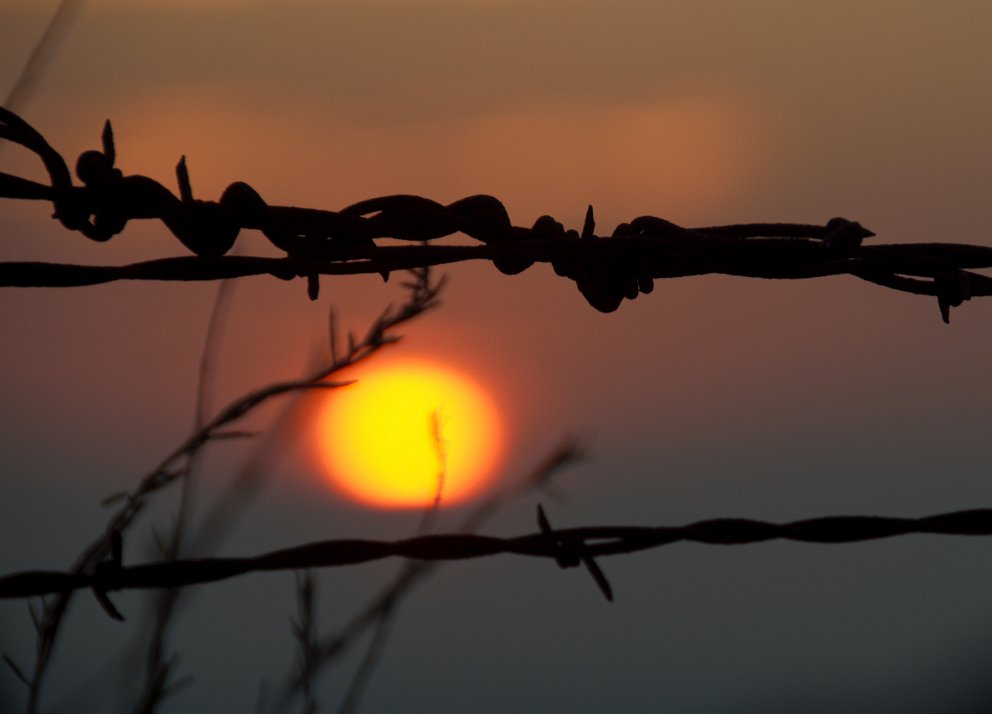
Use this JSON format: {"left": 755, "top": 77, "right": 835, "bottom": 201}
{"left": 90, "top": 529, "right": 125, "bottom": 621}
{"left": 537, "top": 505, "right": 613, "bottom": 602}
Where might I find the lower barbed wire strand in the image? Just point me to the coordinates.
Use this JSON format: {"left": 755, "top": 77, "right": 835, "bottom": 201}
{"left": 3, "top": 508, "right": 992, "bottom": 601}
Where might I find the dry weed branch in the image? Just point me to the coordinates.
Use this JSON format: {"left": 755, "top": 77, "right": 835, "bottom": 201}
{"left": 3, "top": 266, "right": 441, "bottom": 713}
{"left": 273, "top": 440, "right": 581, "bottom": 714}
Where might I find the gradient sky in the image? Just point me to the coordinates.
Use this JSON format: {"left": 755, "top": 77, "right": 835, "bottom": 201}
{"left": 2, "top": 1, "right": 991, "bottom": 712}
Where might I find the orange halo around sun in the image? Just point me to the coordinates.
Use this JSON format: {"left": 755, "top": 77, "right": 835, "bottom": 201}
{"left": 315, "top": 359, "right": 503, "bottom": 509}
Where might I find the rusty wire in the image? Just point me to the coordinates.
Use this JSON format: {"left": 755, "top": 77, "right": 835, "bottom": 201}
{"left": 2, "top": 106, "right": 991, "bottom": 321}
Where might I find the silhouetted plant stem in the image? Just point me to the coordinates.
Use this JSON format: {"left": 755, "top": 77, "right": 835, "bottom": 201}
{"left": 336, "top": 606, "right": 395, "bottom": 714}
{"left": 291, "top": 570, "right": 319, "bottom": 714}
{"left": 327, "top": 408, "right": 450, "bottom": 713}
{"left": 7, "top": 268, "right": 441, "bottom": 713}
{"left": 135, "top": 277, "right": 236, "bottom": 713}
{"left": 2, "top": 1, "right": 86, "bottom": 113}
{"left": 271, "top": 440, "right": 584, "bottom": 711}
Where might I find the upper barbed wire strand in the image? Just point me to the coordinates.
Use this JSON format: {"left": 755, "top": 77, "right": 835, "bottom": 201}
{"left": 1, "top": 107, "right": 990, "bottom": 321}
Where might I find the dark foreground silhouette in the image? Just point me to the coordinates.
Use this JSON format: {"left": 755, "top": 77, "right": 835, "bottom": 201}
{"left": 1, "top": 106, "right": 989, "bottom": 321}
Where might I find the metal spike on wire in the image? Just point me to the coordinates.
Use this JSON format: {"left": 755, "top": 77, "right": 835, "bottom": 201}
{"left": 4, "top": 507, "right": 992, "bottom": 614}
{"left": 1, "top": 106, "right": 991, "bottom": 322}
{"left": 538, "top": 504, "right": 613, "bottom": 602}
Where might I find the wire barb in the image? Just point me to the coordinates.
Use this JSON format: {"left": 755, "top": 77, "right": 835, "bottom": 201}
{"left": 537, "top": 505, "right": 613, "bottom": 601}
{"left": 8, "top": 507, "right": 990, "bottom": 605}
{"left": 1, "top": 107, "right": 990, "bottom": 321}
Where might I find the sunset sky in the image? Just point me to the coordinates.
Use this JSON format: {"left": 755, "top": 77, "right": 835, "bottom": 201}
{"left": 2, "top": 1, "right": 991, "bottom": 711}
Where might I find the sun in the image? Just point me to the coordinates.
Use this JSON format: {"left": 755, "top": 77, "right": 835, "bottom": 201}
{"left": 315, "top": 359, "right": 503, "bottom": 508}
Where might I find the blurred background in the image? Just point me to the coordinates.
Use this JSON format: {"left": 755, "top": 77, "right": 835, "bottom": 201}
{"left": 1, "top": 1, "right": 990, "bottom": 711}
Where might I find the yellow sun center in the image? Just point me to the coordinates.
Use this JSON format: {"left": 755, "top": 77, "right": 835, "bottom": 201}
{"left": 315, "top": 360, "right": 502, "bottom": 508}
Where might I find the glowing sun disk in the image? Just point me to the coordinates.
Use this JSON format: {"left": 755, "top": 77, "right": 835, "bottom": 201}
{"left": 316, "top": 360, "right": 502, "bottom": 508}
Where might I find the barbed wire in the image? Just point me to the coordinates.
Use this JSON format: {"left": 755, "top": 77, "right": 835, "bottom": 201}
{"left": 2, "top": 106, "right": 990, "bottom": 321}
{"left": 2, "top": 506, "right": 991, "bottom": 625}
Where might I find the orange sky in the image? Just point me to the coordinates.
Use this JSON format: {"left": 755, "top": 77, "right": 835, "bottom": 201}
{"left": 2, "top": 0, "right": 989, "bottom": 527}
{"left": 1, "top": 2, "right": 991, "bottom": 712}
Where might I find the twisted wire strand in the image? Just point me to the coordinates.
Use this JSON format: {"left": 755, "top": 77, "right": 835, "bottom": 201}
{"left": 2, "top": 507, "right": 990, "bottom": 609}
{"left": 2, "top": 107, "right": 990, "bottom": 321}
